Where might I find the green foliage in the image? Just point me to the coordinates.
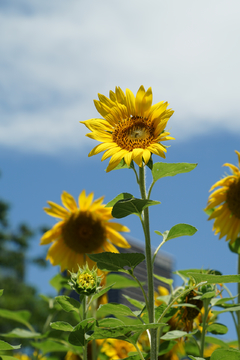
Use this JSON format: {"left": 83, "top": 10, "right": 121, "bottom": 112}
{"left": 188, "top": 273, "right": 240, "bottom": 284}
{"left": 106, "top": 274, "right": 142, "bottom": 289}
{"left": 55, "top": 296, "right": 80, "bottom": 313}
{"left": 111, "top": 196, "right": 160, "bottom": 219}
{"left": 0, "top": 340, "right": 20, "bottom": 350}
{"left": 151, "top": 162, "right": 197, "bottom": 181}
{"left": 155, "top": 223, "right": 197, "bottom": 242}
{"left": 88, "top": 252, "right": 145, "bottom": 272}
{"left": 229, "top": 237, "right": 240, "bottom": 254}
{"left": 210, "top": 348, "right": 240, "bottom": 360}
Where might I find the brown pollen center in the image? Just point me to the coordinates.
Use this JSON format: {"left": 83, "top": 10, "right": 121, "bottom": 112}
{"left": 112, "top": 116, "right": 155, "bottom": 151}
{"left": 226, "top": 178, "right": 240, "bottom": 219}
{"left": 62, "top": 211, "right": 106, "bottom": 253}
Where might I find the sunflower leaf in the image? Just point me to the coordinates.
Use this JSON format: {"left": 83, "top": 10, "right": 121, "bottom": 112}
{"left": 88, "top": 252, "right": 145, "bottom": 272}
{"left": 50, "top": 321, "right": 74, "bottom": 332}
{"left": 0, "top": 328, "right": 41, "bottom": 338}
{"left": 105, "top": 193, "right": 134, "bottom": 207}
{"left": 210, "top": 348, "right": 240, "bottom": 360}
{"left": 55, "top": 295, "right": 80, "bottom": 313}
{"left": 0, "top": 290, "right": 3, "bottom": 297}
{"left": 0, "top": 340, "right": 21, "bottom": 351}
{"left": 86, "top": 323, "right": 166, "bottom": 341}
{"left": 229, "top": 237, "right": 240, "bottom": 254}
{"left": 97, "top": 303, "right": 137, "bottom": 318}
{"left": 106, "top": 274, "right": 142, "bottom": 289}
{"left": 0, "top": 309, "right": 31, "bottom": 327}
{"left": 187, "top": 273, "right": 240, "bottom": 284}
{"left": 68, "top": 318, "right": 96, "bottom": 346}
{"left": 111, "top": 198, "right": 160, "bottom": 218}
{"left": 152, "top": 162, "right": 197, "bottom": 181}
{"left": 155, "top": 224, "right": 197, "bottom": 242}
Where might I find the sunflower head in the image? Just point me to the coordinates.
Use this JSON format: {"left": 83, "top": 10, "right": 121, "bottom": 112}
{"left": 40, "top": 190, "right": 130, "bottom": 272}
{"left": 205, "top": 150, "right": 240, "bottom": 244}
{"left": 80, "top": 86, "right": 174, "bottom": 172}
{"left": 69, "top": 263, "right": 102, "bottom": 296}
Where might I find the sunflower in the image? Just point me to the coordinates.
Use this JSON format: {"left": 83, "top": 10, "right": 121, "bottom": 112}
{"left": 40, "top": 190, "right": 130, "bottom": 272}
{"left": 80, "top": 86, "right": 174, "bottom": 172}
{"left": 205, "top": 150, "right": 240, "bottom": 244}
{"left": 99, "top": 339, "right": 141, "bottom": 360}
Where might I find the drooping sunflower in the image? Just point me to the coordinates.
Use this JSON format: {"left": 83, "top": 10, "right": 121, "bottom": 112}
{"left": 80, "top": 86, "right": 174, "bottom": 172}
{"left": 40, "top": 190, "right": 130, "bottom": 272}
{"left": 205, "top": 150, "right": 240, "bottom": 244}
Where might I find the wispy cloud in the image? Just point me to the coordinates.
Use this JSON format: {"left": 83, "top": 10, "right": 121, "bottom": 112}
{"left": 1, "top": 0, "right": 240, "bottom": 154}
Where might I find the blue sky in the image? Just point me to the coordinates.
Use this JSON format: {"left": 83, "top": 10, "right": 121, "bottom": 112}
{"left": 1, "top": 0, "right": 240, "bottom": 340}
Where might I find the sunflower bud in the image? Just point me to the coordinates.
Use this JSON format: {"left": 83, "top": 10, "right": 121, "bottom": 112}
{"left": 69, "top": 263, "right": 102, "bottom": 296}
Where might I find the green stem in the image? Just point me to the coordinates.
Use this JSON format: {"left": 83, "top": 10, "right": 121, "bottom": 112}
{"left": 222, "top": 284, "right": 238, "bottom": 338}
{"left": 82, "top": 296, "right": 88, "bottom": 360}
{"left": 199, "top": 299, "right": 210, "bottom": 357}
{"left": 129, "top": 271, "right": 150, "bottom": 316}
{"left": 138, "top": 165, "right": 157, "bottom": 360}
{"left": 238, "top": 254, "right": 240, "bottom": 349}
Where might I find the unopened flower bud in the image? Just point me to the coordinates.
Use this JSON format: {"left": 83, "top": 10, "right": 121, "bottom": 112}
{"left": 69, "top": 263, "right": 102, "bottom": 296}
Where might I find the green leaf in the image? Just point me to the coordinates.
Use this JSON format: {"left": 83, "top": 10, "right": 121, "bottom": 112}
{"left": 229, "top": 237, "right": 240, "bottom": 254}
{"left": 68, "top": 318, "right": 96, "bottom": 346}
{"left": 0, "top": 340, "right": 21, "bottom": 350}
{"left": 152, "top": 162, "right": 197, "bottom": 181}
{"left": 31, "top": 340, "right": 70, "bottom": 355}
{"left": 0, "top": 289, "right": 3, "bottom": 297}
{"left": 91, "top": 284, "right": 115, "bottom": 302}
{"left": 106, "top": 274, "right": 141, "bottom": 289}
{"left": 153, "top": 274, "right": 173, "bottom": 286}
{"left": 1, "top": 328, "right": 41, "bottom": 338}
{"left": 50, "top": 321, "right": 74, "bottom": 332}
{"left": 188, "top": 273, "right": 240, "bottom": 284}
{"left": 55, "top": 295, "right": 80, "bottom": 313}
{"left": 123, "top": 295, "right": 145, "bottom": 310}
{"left": 205, "top": 335, "right": 229, "bottom": 348}
{"left": 49, "top": 273, "right": 71, "bottom": 292}
{"left": 212, "top": 306, "right": 240, "bottom": 315}
{"left": 210, "top": 348, "right": 240, "bottom": 360}
{"left": 160, "top": 330, "right": 188, "bottom": 340}
{"left": 0, "top": 309, "right": 31, "bottom": 326}
{"left": 98, "top": 318, "right": 125, "bottom": 328}
{"left": 87, "top": 323, "right": 166, "bottom": 341}
{"left": 207, "top": 323, "right": 228, "bottom": 335}
{"left": 106, "top": 193, "right": 134, "bottom": 207}
{"left": 188, "top": 357, "right": 205, "bottom": 360}
{"left": 88, "top": 252, "right": 145, "bottom": 272}
{"left": 156, "top": 224, "right": 197, "bottom": 242}
{"left": 112, "top": 198, "right": 160, "bottom": 219}
{"left": 211, "top": 296, "right": 237, "bottom": 306}
{"left": 97, "top": 303, "right": 137, "bottom": 318}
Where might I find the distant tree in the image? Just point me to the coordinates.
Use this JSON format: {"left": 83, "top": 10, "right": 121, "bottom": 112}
{"left": 0, "top": 197, "right": 50, "bottom": 335}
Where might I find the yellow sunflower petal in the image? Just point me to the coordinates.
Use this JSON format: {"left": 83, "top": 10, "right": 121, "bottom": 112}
{"left": 126, "top": 88, "right": 136, "bottom": 116}
{"left": 40, "top": 221, "right": 64, "bottom": 245}
{"left": 135, "top": 86, "right": 146, "bottom": 115}
{"left": 223, "top": 163, "right": 240, "bottom": 174}
{"left": 141, "top": 87, "right": 153, "bottom": 115}
{"left": 124, "top": 151, "right": 133, "bottom": 166}
{"left": 132, "top": 148, "right": 144, "bottom": 166}
{"left": 106, "top": 222, "right": 130, "bottom": 232}
{"left": 89, "top": 142, "right": 117, "bottom": 157}
{"left": 107, "top": 227, "right": 131, "bottom": 248}
{"left": 115, "top": 86, "right": 127, "bottom": 105}
{"left": 61, "top": 191, "right": 78, "bottom": 212}
{"left": 46, "top": 238, "right": 66, "bottom": 266}
{"left": 103, "top": 241, "right": 119, "bottom": 253}
{"left": 44, "top": 201, "right": 69, "bottom": 219}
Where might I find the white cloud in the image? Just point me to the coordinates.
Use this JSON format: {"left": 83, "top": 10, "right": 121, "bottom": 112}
{"left": 1, "top": 0, "right": 240, "bottom": 154}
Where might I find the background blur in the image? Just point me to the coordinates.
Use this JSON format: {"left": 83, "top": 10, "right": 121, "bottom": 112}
{"left": 1, "top": 0, "right": 240, "bottom": 339}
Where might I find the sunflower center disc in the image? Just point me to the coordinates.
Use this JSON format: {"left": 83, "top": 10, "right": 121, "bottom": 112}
{"left": 62, "top": 211, "right": 106, "bottom": 253}
{"left": 113, "top": 116, "right": 154, "bottom": 151}
{"left": 226, "top": 179, "right": 240, "bottom": 218}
